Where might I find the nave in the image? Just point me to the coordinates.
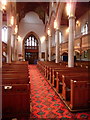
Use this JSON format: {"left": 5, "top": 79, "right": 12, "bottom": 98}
{"left": 0, "top": 1, "right": 90, "bottom": 120}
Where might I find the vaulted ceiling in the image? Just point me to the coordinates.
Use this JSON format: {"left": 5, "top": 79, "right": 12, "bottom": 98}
{"left": 61, "top": 2, "right": 90, "bottom": 26}
{"left": 16, "top": 2, "right": 49, "bottom": 23}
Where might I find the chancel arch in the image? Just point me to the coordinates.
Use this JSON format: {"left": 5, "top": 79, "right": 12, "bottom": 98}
{"left": 23, "top": 32, "right": 40, "bottom": 64}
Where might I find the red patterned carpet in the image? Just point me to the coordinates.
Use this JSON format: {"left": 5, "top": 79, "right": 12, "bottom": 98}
{"left": 29, "top": 65, "right": 90, "bottom": 120}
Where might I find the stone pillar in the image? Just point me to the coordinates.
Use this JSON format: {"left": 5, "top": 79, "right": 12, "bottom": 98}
{"left": 48, "top": 35, "right": 52, "bottom": 61}
{"left": 39, "top": 42, "right": 41, "bottom": 60}
{"left": 45, "top": 39, "right": 48, "bottom": 61}
{"left": 15, "top": 37, "right": 18, "bottom": 61}
{"left": 7, "top": 26, "right": 12, "bottom": 63}
{"left": 0, "top": 10, "right": 2, "bottom": 68}
{"left": 12, "top": 34, "right": 16, "bottom": 61}
{"left": 68, "top": 16, "right": 75, "bottom": 67}
{"left": 55, "top": 29, "right": 59, "bottom": 63}
{"left": 0, "top": 9, "right": 2, "bottom": 120}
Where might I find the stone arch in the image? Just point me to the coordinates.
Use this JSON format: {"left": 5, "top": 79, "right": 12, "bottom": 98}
{"left": 51, "top": 11, "right": 56, "bottom": 19}
{"left": 23, "top": 31, "right": 40, "bottom": 44}
{"left": 22, "top": 31, "right": 41, "bottom": 61}
{"left": 61, "top": 51, "right": 68, "bottom": 56}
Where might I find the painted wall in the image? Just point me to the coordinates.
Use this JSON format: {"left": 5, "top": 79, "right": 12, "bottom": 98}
{"left": 75, "top": 10, "right": 90, "bottom": 61}
{"left": 60, "top": 26, "right": 69, "bottom": 43}
{"left": 18, "top": 12, "right": 46, "bottom": 60}
{"left": 52, "top": 29, "right": 55, "bottom": 46}
{"left": 75, "top": 10, "right": 89, "bottom": 38}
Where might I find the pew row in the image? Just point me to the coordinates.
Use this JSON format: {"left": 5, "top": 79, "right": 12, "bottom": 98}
{"left": 37, "top": 61, "right": 89, "bottom": 112}
{"left": 2, "top": 61, "right": 30, "bottom": 119}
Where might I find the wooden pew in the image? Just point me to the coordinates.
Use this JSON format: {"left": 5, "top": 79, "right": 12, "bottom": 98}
{"left": 2, "top": 84, "right": 30, "bottom": 118}
{"left": 2, "top": 62, "right": 30, "bottom": 119}
{"left": 70, "top": 80, "right": 90, "bottom": 110}
{"left": 2, "top": 78, "right": 29, "bottom": 84}
{"left": 52, "top": 68, "right": 88, "bottom": 87}
{"left": 37, "top": 61, "right": 89, "bottom": 111}
{"left": 62, "top": 74, "right": 88, "bottom": 100}
{"left": 75, "top": 61, "right": 89, "bottom": 68}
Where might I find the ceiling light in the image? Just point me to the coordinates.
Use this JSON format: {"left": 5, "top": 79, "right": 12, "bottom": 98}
{"left": 15, "top": 25, "right": 18, "bottom": 34}
{"left": 66, "top": 3, "right": 71, "bottom": 16}
{"left": 10, "top": 16, "right": 14, "bottom": 26}
{"left": 66, "top": 27, "right": 69, "bottom": 33}
{"left": 47, "top": 28, "right": 51, "bottom": 36}
{"left": 1, "top": 0, "right": 7, "bottom": 10}
{"left": 54, "top": 20, "right": 58, "bottom": 29}
{"left": 76, "top": 20, "right": 80, "bottom": 26}
{"left": 18, "top": 36, "right": 21, "bottom": 41}
{"left": 40, "top": 36, "right": 46, "bottom": 43}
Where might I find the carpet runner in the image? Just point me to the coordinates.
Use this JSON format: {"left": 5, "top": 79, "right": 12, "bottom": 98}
{"left": 29, "top": 65, "right": 90, "bottom": 119}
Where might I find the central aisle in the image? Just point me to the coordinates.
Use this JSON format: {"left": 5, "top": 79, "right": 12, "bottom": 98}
{"left": 29, "top": 65, "right": 90, "bottom": 119}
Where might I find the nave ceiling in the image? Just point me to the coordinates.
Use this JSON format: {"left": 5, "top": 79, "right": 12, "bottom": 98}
{"left": 16, "top": 2, "right": 49, "bottom": 23}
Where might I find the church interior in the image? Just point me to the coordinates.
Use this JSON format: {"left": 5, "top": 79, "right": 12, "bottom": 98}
{"left": 0, "top": 1, "right": 90, "bottom": 120}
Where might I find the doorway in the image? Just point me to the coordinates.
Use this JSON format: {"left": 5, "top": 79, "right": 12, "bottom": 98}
{"left": 24, "top": 34, "right": 38, "bottom": 64}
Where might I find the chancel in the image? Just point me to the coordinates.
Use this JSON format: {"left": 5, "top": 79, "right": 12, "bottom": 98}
{"left": 0, "top": 1, "right": 90, "bottom": 120}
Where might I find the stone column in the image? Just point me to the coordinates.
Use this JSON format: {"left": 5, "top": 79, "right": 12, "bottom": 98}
{"left": 45, "top": 39, "right": 48, "bottom": 61}
{"left": 7, "top": 26, "right": 12, "bottom": 63}
{"left": 55, "top": 29, "right": 59, "bottom": 63}
{"left": 0, "top": 10, "right": 2, "bottom": 68}
{"left": 39, "top": 42, "right": 41, "bottom": 60}
{"left": 68, "top": 16, "right": 75, "bottom": 67}
{"left": 12, "top": 34, "right": 16, "bottom": 61}
{"left": 48, "top": 35, "right": 52, "bottom": 61}
{"left": 0, "top": 8, "right": 2, "bottom": 120}
{"left": 15, "top": 38, "right": 18, "bottom": 61}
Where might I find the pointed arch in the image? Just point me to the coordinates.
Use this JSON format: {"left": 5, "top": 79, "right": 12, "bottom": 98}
{"left": 22, "top": 31, "right": 41, "bottom": 63}
{"left": 23, "top": 31, "right": 40, "bottom": 44}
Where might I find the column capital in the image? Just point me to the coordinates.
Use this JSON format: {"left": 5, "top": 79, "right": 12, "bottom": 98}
{"left": 55, "top": 28, "right": 60, "bottom": 32}
{"left": 12, "top": 33, "right": 16, "bottom": 36}
{"left": 48, "top": 34, "right": 52, "bottom": 37}
{"left": 68, "top": 16, "right": 76, "bottom": 20}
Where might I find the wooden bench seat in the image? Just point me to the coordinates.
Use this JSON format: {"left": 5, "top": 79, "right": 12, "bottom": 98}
{"left": 52, "top": 68, "right": 88, "bottom": 87}
{"left": 37, "top": 61, "right": 89, "bottom": 111}
{"left": 70, "top": 80, "right": 90, "bottom": 109}
{"left": 2, "top": 84, "right": 30, "bottom": 118}
{"left": 2, "top": 78, "right": 29, "bottom": 84}
{"left": 62, "top": 74, "right": 88, "bottom": 100}
{"left": 2, "top": 61, "right": 30, "bottom": 119}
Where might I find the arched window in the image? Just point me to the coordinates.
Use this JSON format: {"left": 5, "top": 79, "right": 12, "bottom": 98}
{"left": 81, "top": 22, "right": 88, "bottom": 35}
{"left": 59, "top": 31, "right": 62, "bottom": 44}
{"left": 24, "top": 34, "right": 38, "bottom": 64}
{"left": 24, "top": 34, "right": 38, "bottom": 50}
{"left": 2, "top": 26, "right": 7, "bottom": 43}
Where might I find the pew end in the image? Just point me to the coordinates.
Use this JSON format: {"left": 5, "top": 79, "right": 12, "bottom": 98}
{"left": 70, "top": 80, "right": 89, "bottom": 110}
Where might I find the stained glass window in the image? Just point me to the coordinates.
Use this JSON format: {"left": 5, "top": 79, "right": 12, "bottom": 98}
{"left": 24, "top": 34, "right": 38, "bottom": 49}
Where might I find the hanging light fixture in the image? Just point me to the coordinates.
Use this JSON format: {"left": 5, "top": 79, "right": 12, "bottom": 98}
{"left": 66, "top": 3, "right": 71, "bottom": 17}
{"left": 15, "top": 25, "right": 18, "bottom": 34}
{"left": 40, "top": 36, "right": 46, "bottom": 43}
{"left": 1, "top": 0, "right": 7, "bottom": 10}
{"left": 66, "top": 27, "right": 69, "bottom": 33}
{"left": 54, "top": 20, "right": 58, "bottom": 29}
{"left": 47, "top": 28, "right": 51, "bottom": 36}
{"left": 18, "top": 35, "right": 21, "bottom": 41}
{"left": 10, "top": 16, "right": 14, "bottom": 26}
